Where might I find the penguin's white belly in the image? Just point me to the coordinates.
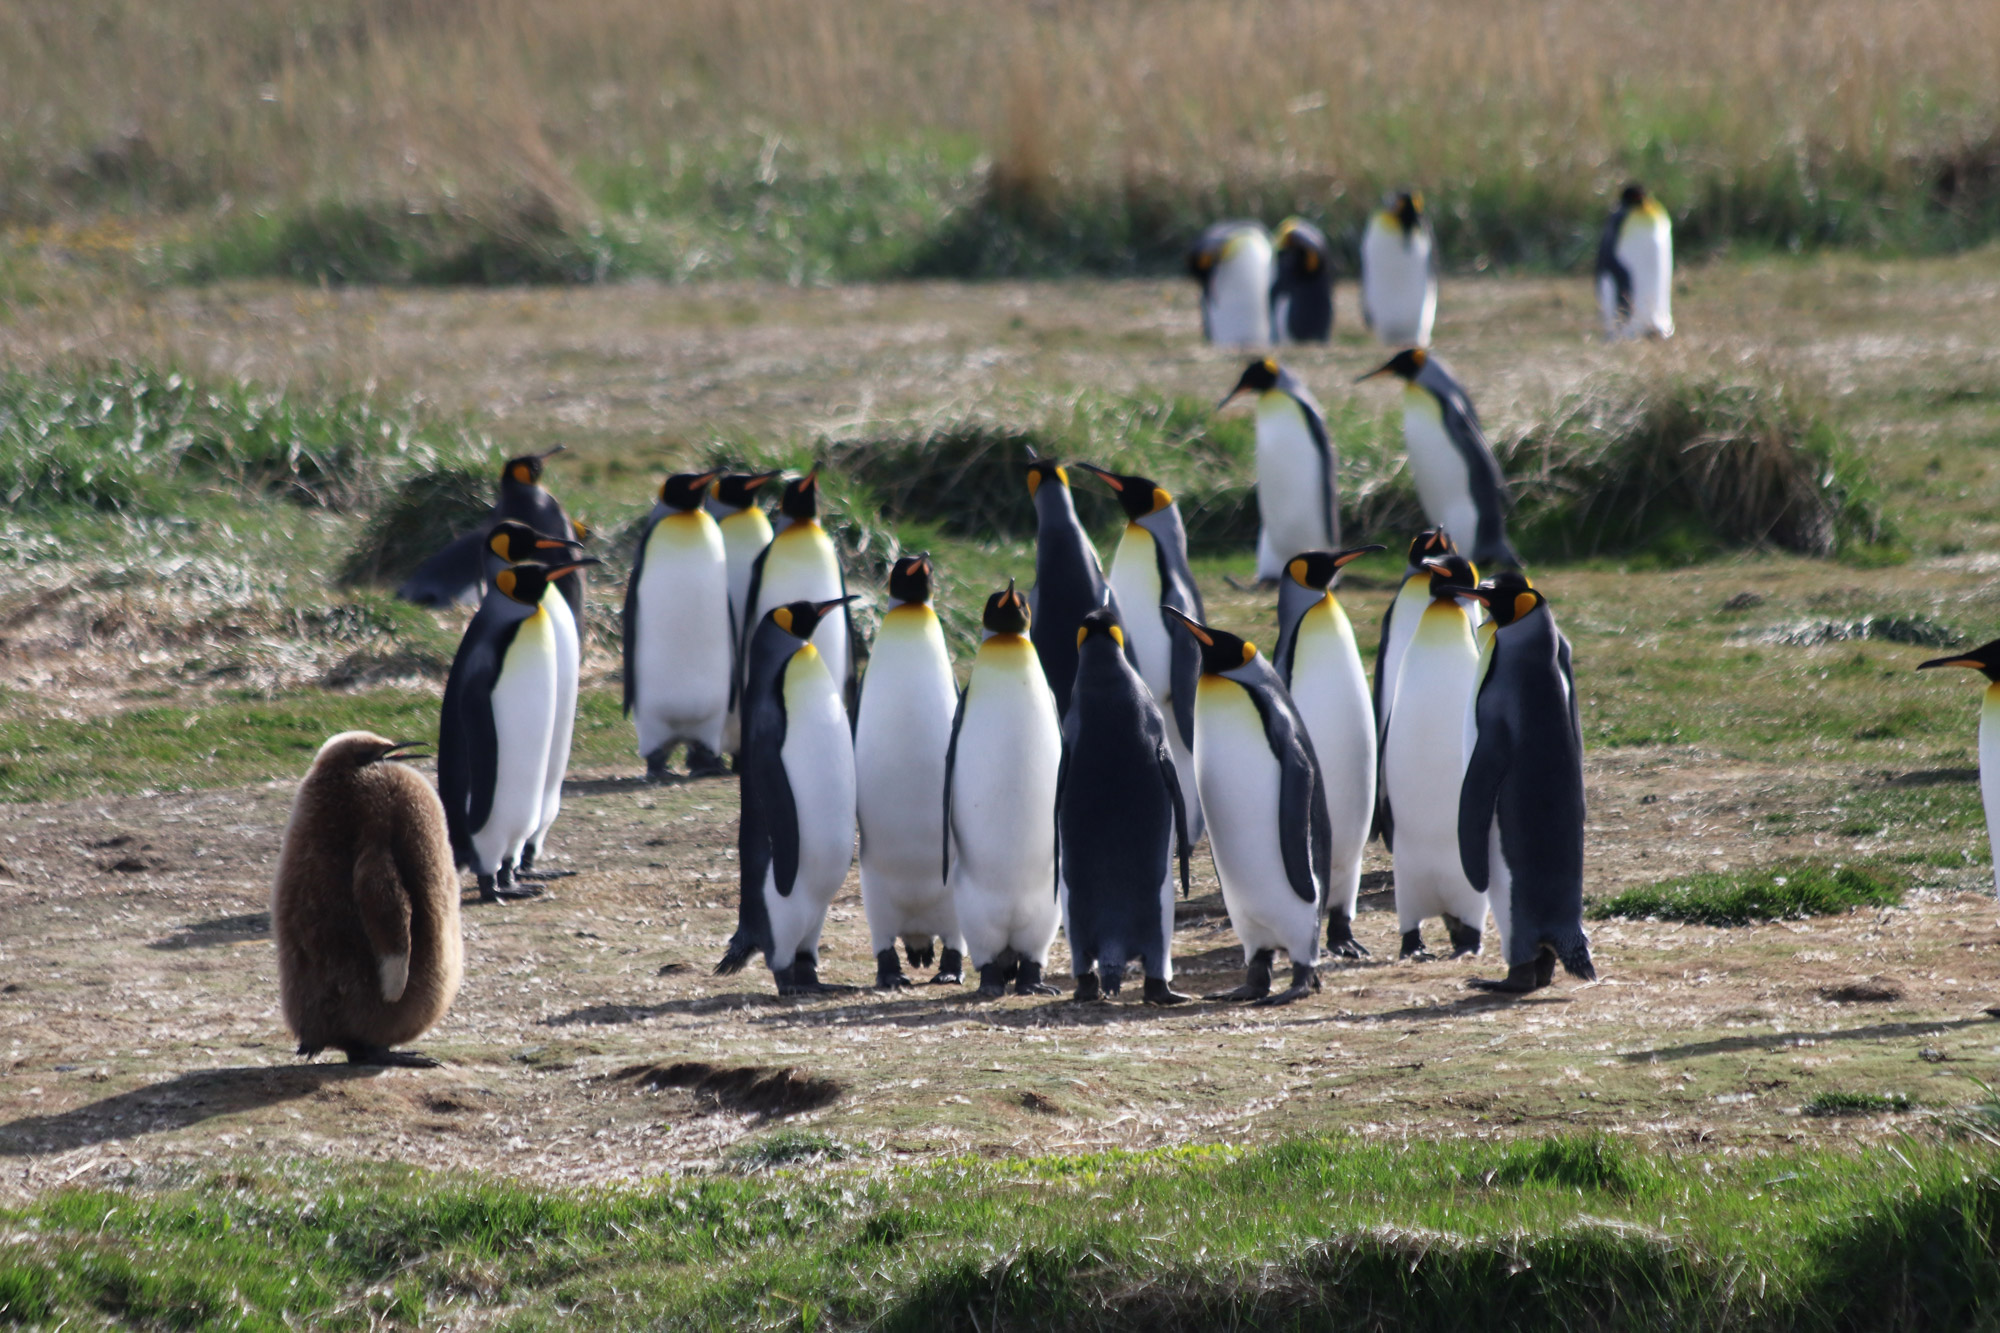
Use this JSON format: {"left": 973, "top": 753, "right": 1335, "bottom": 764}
{"left": 756, "top": 526, "right": 848, "bottom": 692}
{"left": 1383, "top": 608, "right": 1482, "bottom": 932}
{"left": 1613, "top": 215, "right": 1674, "bottom": 338}
{"left": 634, "top": 515, "right": 731, "bottom": 755}
{"left": 1291, "top": 601, "right": 1377, "bottom": 912}
{"left": 1107, "top": 530, "right": 1170, "bottom": 703}
{"left": 1403, "top": 394, "right": 1480, "bottom": 550}
{"left": 1206, "top": 241, "right": 1274, "bottom": 346}
{"left": 1361, "top": 227, "right": 1436, "bottom": 346}
{"left": 1377, "top": 581, "right": 1431, "bottom": 735}
{"left": 1256, "top": 397, "right": 1332, "bottom": 565}
{"left": 855, "top": 609, "right": 961, "bottom": 947}
{"left": 1194, "top": 678, "right": 1319, "bottom": 959}
{"left": 948, "top": 642, "right": 1061, "bottom": 963}
{"left": 472, "top": 608, "right": 558, "bottom": 871}
{"left": 1982, "top": 690, "right": 2000, "bottom": 898}
{"left": 534, "top": 588, "right": 580, "bottom": 849}
{"left": 1485, "top": 814, "right": 1516, "bottom": 960}
{"left": 765, "top": 650, "right": 856, "bottom": 963}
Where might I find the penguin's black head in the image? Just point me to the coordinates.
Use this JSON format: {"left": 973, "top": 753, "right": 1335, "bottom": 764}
{"left": 1075, "top": 604, "right": 1125, "bottom": 652}
{"left": 1469, "top": 571, "right": 1545, "bottom": 627}
{"left": 767, "top": 595, "right": 855, "bottom": 643}
{"left": 1406, "top": 528, "right": 1457, "bottom": 566}
{"left": 1359, "top": 347, "right": 1427, "bottom": 384}
{"left": 887, "top": 553, "right": 934, "bottom": 605}
{"left": 494, "top": 557, "right": 599, "bottom": 606}
{"left": 1164, "top": 607, "right": 1258, "bottom": 675}
{"left": 1024, "top": 456, "right": 1069, "bottom": 499}
{"left": 1420, "top": 554, "right": 1479, "bottom": 598}
{"left": 711, "top": 469, "right": 781, "bottom": 510}
{"left": 1218, "top": 356, "right": 1282, "bottom": 410}
{"left": 1620, "top": 182, "right": 1647, "bottom": 210}
{"left": 503, "top": 445, "right": 565, "bottom": 487}
{"left": 317, "top": 731, "right": 430, "bottom": 772}
{"left": 486, "top": 518, "right": 582, "bottom": 566}
{"left": 1918, "top": 637, "right": 2000, "bottom": 682}
{"left": 658, "top": 468, "right": 722, "bottom": 512}
{"left": 1075, "top": 463, "right": 1172, "bottom": 520}
{"left": 1394, "top": 191, "right": 1423, "bottom": 233}
{"left": 1274, "top": 218, "right": 1326, "bottom": 277}
{"left": 777, "top": 469, "right": 821, "bottom": 521}
{"left": 1285, "top": 544, "right": 1386, "bottom": 592}
{"left": 982, "top": 580, "right": 1031, "bottom": 636}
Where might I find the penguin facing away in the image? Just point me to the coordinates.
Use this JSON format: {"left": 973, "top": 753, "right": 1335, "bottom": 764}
{"left": 438, "top": 557, "right": 599, "bottom": 902}
{"left": 1450, "top": 580, "right": 1596, "bottom": 992}
{"left": 1360, "top": 191, "right": 1438, "bottom": 348}
{"left": 398, "top": 447, "right": 587, "bottom": 623}
{"left": 717, "top": 597, "right": 859, "bottom": 994}
{"left": 1187, "top": 220, "right": 1276, "bottom": 347}
{"left": 706, "top": 470, "right": 782, "bottom": 754}
{"left": 1166, "top": 607, "right": 1332, "bottom": 1006}
{"left": 1219, "top": 357, "right": 1340, "bottom": 588}
{"left": 275, "top": 732, "right": 462, "bottom": 1067}
{"left": 1917, "top": 639, "right": 2000, "bottom": 899}
{"left": 1275, "top": 545, "right": 1386, "bottom": 957}
{"left": 1597, "top": 182, "right": 1674, "bottom": 340}
{"left": 741, "top": 470, "right": 857, "bottom": 718}
{"left": 1026, "top": 455, "right": 1128, "bottom": 720}
{"left": 624, "top": 469, "right": 733, "bottom": 779}
{"left": 1380, "top": 554, "right": 1486, "bottom": 959}
{"left": 1058, "top": 606, "right": 1193, "bottom": 1005}
{"left": 1074, "top": 462, "right": 1206, "bottom": 843}
{"left": 855, "top": 554, "right": 965, "bottom": 989}
{"left": 944, "top": 582, "right": 1065, "bottom": 998}
{"left": 1372, "top": 528, "right": 1465, "bottom": 845}
{"left": 1270, "top": 217, "right": 1335, "bottom": 344}
{"left": 1360, "top": 348, "right": 1520, "bottom": 571}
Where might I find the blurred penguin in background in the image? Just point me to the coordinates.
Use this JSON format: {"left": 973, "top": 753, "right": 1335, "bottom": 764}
{"left": 1187, "top": 221, "right": 1275, "bottom": 347}
{"left": 1270, "top": 217, "right": 1334, "bottom": 344}
{"left": 1359, "top": 349, "right": 1519, "bottom": 571}
{"left": 1597, "top": 182, "right": 1674, "bottom": 340}
{"left": 1218, "top": 358, "right": 1339, "bottom": 586}
{"left": 398, "top": 447, "right": 587, "bottom": 622}
{"left": 1360, "top": 191, "right": 1437, "bottom": 348}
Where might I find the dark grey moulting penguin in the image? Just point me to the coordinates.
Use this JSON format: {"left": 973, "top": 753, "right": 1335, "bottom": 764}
{"left": 398, "top": 447, "right": 587, "bottom": 623}
{"left": 1026, "top": 454, "right": 1127, "bottom": 719}
{"left": 1057, "top": 606, "right": 1192, "bottom": 1005}
{"left": 1452, "top": 578, "right": 1595, "bottom": 992}
{"left": 274, "top": 731, "right": 461, "bottom": 1067}
{"left": 1270, "top": 217, "right": 1335, "bottom": 344}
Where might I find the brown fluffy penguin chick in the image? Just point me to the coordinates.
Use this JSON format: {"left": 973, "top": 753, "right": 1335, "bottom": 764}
{"left": 274, "top": 731, "right": 463, "bottom": 1067}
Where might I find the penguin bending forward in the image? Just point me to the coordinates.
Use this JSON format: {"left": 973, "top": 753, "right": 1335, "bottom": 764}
{"left": 1917, "top": 639, "right": 2000, "bottom": 899}
{"left": 1597, "top": 182, "right": 1674, "bottom": 340}
{"left": 855, "top": 555, "right": 965, "bottom": 988}
{"left": 1187, "top": 220, "right": 1275, "bottom": 347}
{"left": 1058, "top": 607, "right": 1193, "bottom": 1005}
{"left": 741, "top": 470, "right": 856, "bottom": 718}
{"left": 1453, "top": 579, "right": 1595, "bottom": 991}
{"left": 945, "top": 583, "right": 1065, "bottom": 998}
{"left": 398, "top": 447, "right": 586, "bottom": 622}
{"left": 275, "top": 732, "right": 462, "bottom": 1067}
{"left": 1026, "top": 455, "right": 1127, "bottom": 719}
{"left": 1166, "top": 607, "right": 1332, "bottom": 1005}
{"left": 717, "top": 597, "right": 859, "bottom": 994}
{"left": 1360, "top": 191, "right": 1437, "bottom": 348}
{"left": 1270, "top": 217, "right": 1335, "bottom": 344}
{"left": 624, "top": 469, "right": 733, "bottom": 779}
{"left": 1360, "top": 349, "right": 1520, "bottom": 571}
{"left": 1219, "top": 358, "right": 1339, "bottom": 587}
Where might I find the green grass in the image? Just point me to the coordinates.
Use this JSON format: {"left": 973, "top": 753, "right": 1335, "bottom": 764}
{"left": 1804, "top": 1091, "right": 1915, "bottom": 1117}
{"left": 1588, "top": 861, "right": 1904, "bottom": 926}
{"left": 3, "top": 1137, "right": 1998, "bottom": 1330}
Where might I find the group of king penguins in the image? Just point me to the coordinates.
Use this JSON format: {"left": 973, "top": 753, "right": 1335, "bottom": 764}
{"left": 1188, "top": 183, "right": 1674, "bottom": 350}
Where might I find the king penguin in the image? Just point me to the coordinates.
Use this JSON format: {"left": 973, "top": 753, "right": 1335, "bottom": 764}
{"left": 274, "top": 732, "right": 461, "bottom": 1067}
{"left": 1275, "top": 545, "right": 1386, "bottom": 957}
{"left": 1026, "top": 455, "right": 1127, "bottom": 720}
{"left": 1597, "top": 182, "right": 1674, "bottom": 340}
{"left": 1166, "top": 607, "right": 1332, "bottom": 1005}
{"left": 1219, "top": 358, "right": 1340, "bottom": 586}
{"left": 1451, "top": 577, "right": 1594, "bottom": 991}
{"left": 398, "top": 447, "right": 587, "bottom": 622}
{"left": 1372, "top": 528, "right": 1464, "bottom": 840}
{"left": 1187, "top": 220, "right": 1276, "bottom": 347}
{"left": 1360, "top": 191, "right": 1438, "bottom": 348}
{"left": 1917, "top": 639, "right": 2000, "bottom": 899}
{"left": 717, "top": 597, "right": 859, "bottom": 994}
{"left": 1380, "top": 554, "right": 1485, "bottom": 957}
{"left": 944, "top": 582, "right": 1065, "bottom": 998}
{"left": 1360, "top": 348, "right": 1520, "bottom": 570}
{"left": 624, "top": 469, "right": 733, "bottom": 779}
{"left": 855, "top": 554, "right": 965, "bottom": 988}
{"left": 439, "top": 557, "right": 599, "bottom": 901}
{"left": 1075, "top": 462, "right": 1205, "bottom": 842}
{"left": 742, "top": 470, "right": 856, "bottom": 717}
{"left": 1270, "top": 217, "right": 1335, "bottom": 344}
{"left": 1059, "top": 606, "right": 1193, "bottom": 1004}
{"left": 705, "top": 469, "right": 782, "bottom": 753}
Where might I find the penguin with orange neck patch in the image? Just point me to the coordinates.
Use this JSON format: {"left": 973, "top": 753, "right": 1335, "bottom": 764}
{"left": 741, "top": 469, "right": 856, "bottom": 717}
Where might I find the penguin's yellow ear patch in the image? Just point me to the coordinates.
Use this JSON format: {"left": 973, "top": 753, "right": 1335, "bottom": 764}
{"left": 773, "top": 607, "right": 794, "bottom": 634}
{"left": 512, "top": 464, "right": 533, "bottom": 484}
{"left": 1075, "top": 626, "right": 1089, "bottom": 648}
{"left": 489, "top": 533, "right": 509, "bottom": 559}
{"left": 1240, "top": 641, "right": 1257, "bottom": 664}
{"left": 1304, "top": 250, "right": 1320, "bottom": 272}
{"left": 1025, "top": 470, "right": 1042, "bottom": 497}
{"left": 1261, "top": 357, "right": 1278, "bottom": 374}
{"left": 1151, "top": 487, "right": 1173, "bottom": 513}
{"left": 495, "top": 569, "right": 517, "bottom": 598}
{"left": 1110, "top": 625, "right": 1124, "bottom": 647}
{"left": 1287, "top": 557, "right": 1309, "bottom": 585}
{"left": 1514, "top": 592, "right": 1538, "bottom": 621}
{"left": 1054, "top": 465, "right": 1069, "bottom": 487}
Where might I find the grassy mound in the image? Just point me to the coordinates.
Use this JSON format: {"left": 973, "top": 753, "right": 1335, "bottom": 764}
{"left": 338, "top": 465, "right": 495, "bottom": 588}
{"left": 1588, "top": 862, "right": 1903, "bottom": 926}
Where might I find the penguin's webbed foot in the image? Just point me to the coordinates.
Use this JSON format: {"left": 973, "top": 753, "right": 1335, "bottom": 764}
{"left": 1253, "top": 963, "right": 1321, "bottom": 1007}
{"left": 1073, "top": 971, "right": 1103, "bottom": 1003}
{"left": 1143, "top": 977, "right": 1192, "bottom": 1006}
{"left": 776, "top": 955, "right": 855, "bottom": 995}
{"left": 478, "top": 881, "right": 545, "bottom": 903}
{"left": 1014, "top": 960, "right": 1060, "bottom": 996}
{"left": 930, "top": 948, "right": 965, "bottom": 985}
{"left": 1205, "top": 949, "right": 1274, "bottom": 1002}
{"left": 296, "top": 1042, "right": 323, "bottom": 1059}
{"left": 686, "top": 744, "right": 731, "bottom": 778}
{"left": 1443, "top": 916, "right": 1482, "bottom": 959}
{"left": 644, "top": 747, "right": 672, "bottom": 782}
{"left": 344, "top": 1045, "right": 442, "bottom": 1068}
{"left": 904, "top": 938, "right": 935, "bottom": 969}
{"left": 872, "top": 948, "right": 913, "bottom": 991}
{"left": 1325, "top": 913, "right": 1370, "bottom": 959}
{"left": 1466, "top": 963, "right": 1545, "bottom": 994}
{"left": 1398, "top": 929, "right": 1432, "bottom": 961}
{"left": 974, "top": 963, "right": 1010, "bottom": 1000}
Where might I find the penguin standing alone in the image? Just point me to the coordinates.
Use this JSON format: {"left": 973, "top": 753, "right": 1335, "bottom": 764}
{"left": 1076, "top": 463, "right": 1205, "bottom": 842}
{"left": 1360, "top": 349, "right": 1520, "bottom": 570}
{"left": 1372, "top": 529, "right": 1465, "bottom": 842}
{"left": 855, "top": 554, "right": 965, "bottom": 988}
{"left": 944, "top": 583, "right": 1065, "bottom": 998}
{"left": 1360, "top": 191, "right": 1438, "bottom": 348}
{"left": 624, "top": 469, "right": 733, "bottom": 779}
{"left": 275, "top": 732, "right": 461, "bottom": 1067}
{"left": 717, "top": 597, "right": 859, "bottom": 994}
{"left": 1270, "top": 217, "right": 1335, "bottom": 344}
{"left": 1026, "top": 456, "right": 1126, "bottom": 719}
{"left": 1058, "top": 606, "right": 1192, "bottom": 1005}
{"left": 1219, "top": 358, "right": 1339, "bottom": 587}
{"left": 1597, "top": 183, "right": 1674, "bottom": 340}
{"left": 1917, "top": 639, "right": 2000, "bottom": 898}
{"left": 706, "top": 470, "right": 782, "bottom": 754}
{"left": 1187, "top": 221, "right": 1276, "bottom": 347}
{"left": 742, "top": 470, "right": 856, "bottom": 716}
{"left": 1275, "top": 546, "right": 1385, "bottom": 957}
{"left": 1166, "top": 608, "right": 1332, "bottom": 1005}
{"left": 1452, "top": 578, "right": 1594, "bottom": 991}
{"left": 1380, "top": 555, "right": 1485, "bottom": 957}
{"left": 398, "top": 447, "right": 587, "bottom": 622}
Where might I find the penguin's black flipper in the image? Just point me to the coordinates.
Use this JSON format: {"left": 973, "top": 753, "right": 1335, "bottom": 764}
{"left": 744, "top": 740, "right": 800, "bottom": 900}
{"left": 1457, "top": 709, "right": 1511, "bottom": 895}
{"left": 941, "top": 684, "right": 968, "bottom": 884}
{"left": 838, "top": 559, "right": 860, "bottom": 722}
{"left": 621, "top": 514, "right": 654, "bottom": 717}
{"left": 1158, "top": 738, "right": 1191, "bottom": 899}
{"left": 736, "top": 542, "right": 773, "bottom": 710}
{"left": 1167, "top": 612, "right": 1201, "bottom": 751}
{"left": 1597, "top": 204, "right": 1634, "bottom": 325}
{"left": 438, "top": 605, "right": 516, "bottom": 865}
{"left": 398, "top": 528, "right": 489, "bottom": 607}
{"left": 1299, "top": 389, "right": 1340, "bottom": 550}
{"left": 1051, "top": 741, "right": 1069, "bottom": 900}
{"left": 1239, "top": 661, "right": 1324, "bottom": 907}
{"left": 1369, "top": 594, "right": 1399, "bottom": 848}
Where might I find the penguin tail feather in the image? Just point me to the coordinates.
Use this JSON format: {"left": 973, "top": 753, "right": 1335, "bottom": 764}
{"left": 1555, "top": 934, "right": 1596, "bottom": 982}
{"left": 714, "top": 935, "right": 755, "bottom": 976}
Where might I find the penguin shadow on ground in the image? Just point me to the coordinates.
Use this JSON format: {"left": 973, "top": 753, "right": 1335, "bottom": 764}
{"left": 147, "top": 912, "right": 270, "bottom": 951}
{"left": 560, "top": 772, "right": 730, "bottom": 798}
{"left": 0, "top": 1064, "right": 379, "bottom": 1156}
{"left": 539, "top": 991, "right": 791, "bottom": 1026}
{"left": 1618, "top": 1015, "right": 1999, "bottom": 1065}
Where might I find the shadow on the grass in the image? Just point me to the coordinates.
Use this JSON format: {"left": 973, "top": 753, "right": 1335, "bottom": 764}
{"left": 0, "top": 1064, "right": 377, "bottom": 1156}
